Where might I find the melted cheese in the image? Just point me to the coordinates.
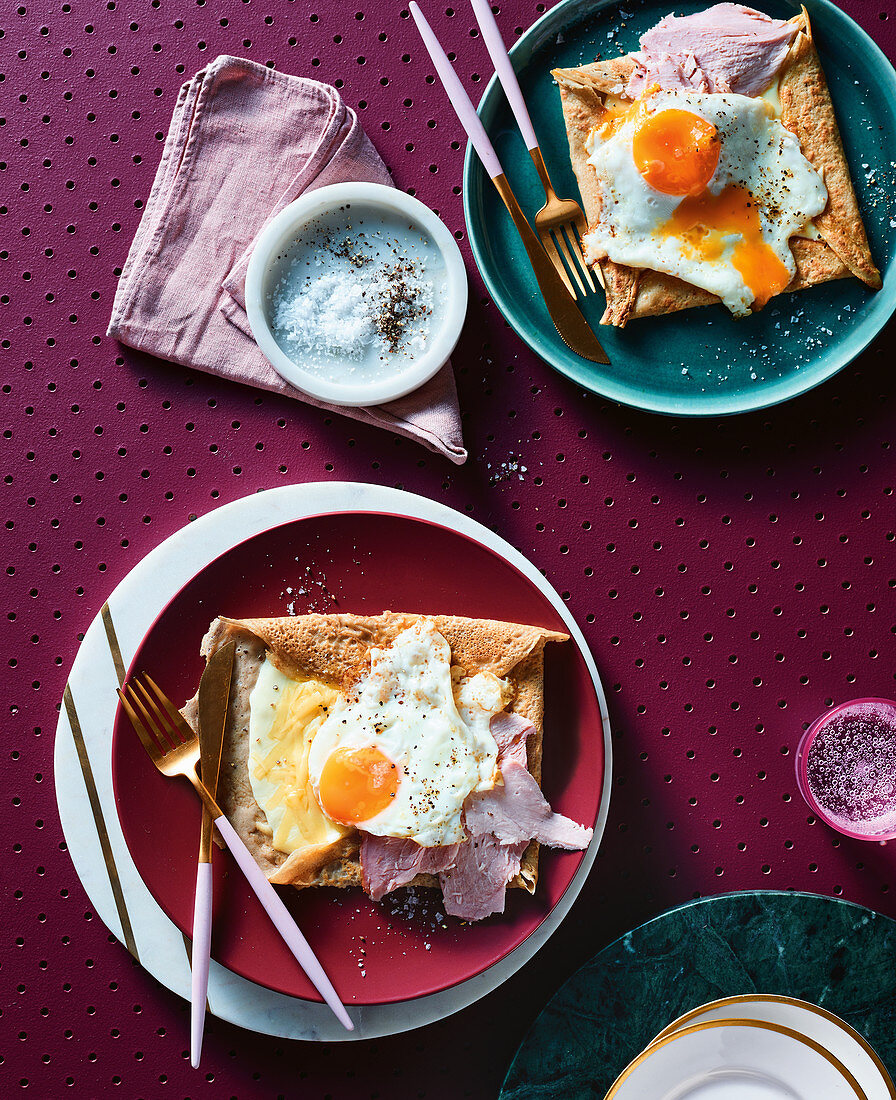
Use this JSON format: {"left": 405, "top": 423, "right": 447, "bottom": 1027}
{"left": 247, "top": 660, "right": 350, "bottom": 853}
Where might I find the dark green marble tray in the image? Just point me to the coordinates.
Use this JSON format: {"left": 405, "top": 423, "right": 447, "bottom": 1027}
{"left": 501, "top": 891, "right": 896, "bottom": 1099}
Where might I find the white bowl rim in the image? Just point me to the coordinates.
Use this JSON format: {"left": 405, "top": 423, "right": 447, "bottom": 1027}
{"left": 244, "top": 181, "right": 467, "bottom": 407}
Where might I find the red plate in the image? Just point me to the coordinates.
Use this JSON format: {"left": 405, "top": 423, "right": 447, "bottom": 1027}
{"left": 111, "top": 511, "right": 605, "bottom": 1005}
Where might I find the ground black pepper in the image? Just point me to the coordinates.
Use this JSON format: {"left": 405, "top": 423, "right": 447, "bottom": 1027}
{"left": 372, "top": 259, "right": 431, "bottom": 353}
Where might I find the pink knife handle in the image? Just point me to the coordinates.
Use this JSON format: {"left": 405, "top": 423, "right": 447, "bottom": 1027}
{"left": 470, "top": 0, "right": 539, "bottom": 151}
{"left": 213, "top": 814, "right": 354, "bottom": 1031}
{"left": 410, "top": 1, "right": 504, "bottom": 180}
{"left": 190, "top": 862, "right": 213, "bottom": 1068}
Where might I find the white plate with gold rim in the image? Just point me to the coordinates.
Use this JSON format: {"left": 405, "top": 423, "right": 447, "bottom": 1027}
{"left": 651, "top": 996, "right": 894, "bottom": 1100}
{"left": 606, "top": 1018, "right": 866, "bottom": 1100}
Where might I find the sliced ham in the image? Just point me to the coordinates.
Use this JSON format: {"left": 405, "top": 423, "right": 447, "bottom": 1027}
{"left": 626, "top": 4, "right": 797, "bottom": 99}
{"left": 360, "top": 834, "right": 459, "bottom": 901}
{"left": 464, "top": 763, "right": 594, "bottom": 850}
{"left": 360, "top": 710, "right": 592, "bottom": 921}
{"left": 439, "top": 834, "right": 528, "bottom": 921}
{"left": 440, "top": 765, "right": 593, "bottom": 921}
{"left": 648, "top": 51, "right": 712, "bottom": 94}
{"left": 490, "top": 710, "right": 534, "bottom": 769}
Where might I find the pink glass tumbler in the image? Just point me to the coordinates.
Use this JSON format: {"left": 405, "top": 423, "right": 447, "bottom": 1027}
{"left": 796, "top": 698, "right": 896, "bottom": 842}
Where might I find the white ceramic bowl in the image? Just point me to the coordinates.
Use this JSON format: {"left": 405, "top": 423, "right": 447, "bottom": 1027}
{"left": 652, "top": 995, "right": 894, "bottom": 1100}
{"left": 606, "top": 1019, "right": 865, "bottom": 1099}
{"left": 245, "top": 182, "right": 467, "bottom": 407}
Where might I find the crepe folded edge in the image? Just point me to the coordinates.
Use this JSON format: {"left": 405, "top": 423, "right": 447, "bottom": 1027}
{"left": 182, "top": 611, "right": 569, "bottom": 898}
{"left": 551, "top": 8, "right": 880, "bottom": 327}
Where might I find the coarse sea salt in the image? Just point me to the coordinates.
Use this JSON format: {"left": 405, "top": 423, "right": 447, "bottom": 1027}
{"left": 274, "top": 272, "right": 380, "bottom": 359}
{"left": 267, "top": 203, "right": 445, "bottom": 385}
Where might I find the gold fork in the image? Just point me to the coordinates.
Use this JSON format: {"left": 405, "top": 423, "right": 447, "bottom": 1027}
{"left": 530, "top": 156, "right": 596, "bottom": 299}
{"left": 117, "top": 674, "right": 354, "bottom": 1032}
{"left": 469, "top": 0, "right": 596, "bottom": 299}
{"left": 410, "top": 3, "right": 609, "bottom": 363}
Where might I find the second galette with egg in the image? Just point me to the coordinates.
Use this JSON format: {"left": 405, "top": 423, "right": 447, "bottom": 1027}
{"left": 553, "top": 4, "right": 880, "bottom": 326}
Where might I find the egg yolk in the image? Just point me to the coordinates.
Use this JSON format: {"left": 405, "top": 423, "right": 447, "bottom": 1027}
{"left": 317, "top": 745, "right": 399, "bottom": 826}
{"left": 662, "top": 184, "right": 793, "bottom": 309}
{"left": 596, "top": 99, "right": 633, "bottom": 140}
{"left": 633, "top": 109, "right": 720, "bottom": 196}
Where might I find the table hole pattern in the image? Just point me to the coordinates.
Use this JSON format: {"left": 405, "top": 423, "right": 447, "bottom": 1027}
{"left": 3, "top": 0, "right": 896, "bottom": 1097}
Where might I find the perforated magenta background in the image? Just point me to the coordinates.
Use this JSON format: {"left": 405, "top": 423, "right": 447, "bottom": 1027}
{"left": 3, "top": 0, "right": 896, "bottom": 1096}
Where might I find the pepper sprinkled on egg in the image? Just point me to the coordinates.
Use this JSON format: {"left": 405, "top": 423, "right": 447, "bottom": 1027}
{"left": 582, "top": 88, "right": 828, "bottom": 316}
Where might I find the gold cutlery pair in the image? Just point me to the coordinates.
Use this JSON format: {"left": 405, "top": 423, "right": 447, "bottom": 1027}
{"left": 410, "top": 2, "right": 608, "bottom": 365}
{"left": 118, "top": 665, "right": 354, "bottom": 1044}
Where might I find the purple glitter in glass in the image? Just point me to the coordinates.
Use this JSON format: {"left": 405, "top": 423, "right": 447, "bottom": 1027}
{"left": 805, "top": 701, "right": 896, "bottom": 836}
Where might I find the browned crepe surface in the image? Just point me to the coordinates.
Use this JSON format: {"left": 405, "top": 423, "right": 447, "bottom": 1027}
{"left": 552, "top": 9, "right": 880, "bottom": 327}
{"left": 183, "top": 612, "right": 568, "bottom": 899}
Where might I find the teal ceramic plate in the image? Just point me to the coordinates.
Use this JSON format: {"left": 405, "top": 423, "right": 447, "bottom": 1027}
{"left": 499, "top": 891, "right": 896, "bottom": 1099}
{"left": 463, "top": 0, "right": 896, "bottom": 416}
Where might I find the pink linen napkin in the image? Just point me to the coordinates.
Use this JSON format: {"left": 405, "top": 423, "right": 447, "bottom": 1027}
{"left": 108, "top": 55, "right": 467, "bottom": 464}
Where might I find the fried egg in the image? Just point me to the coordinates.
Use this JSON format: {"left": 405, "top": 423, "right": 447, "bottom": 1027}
{"left": 248, "top": 619, "right": 510, "bottom": 851}
{"left": 307, "top": 619, "right": 507, "bottom": 846}
{"left": 582, "top": 88, "right": 828, "bottom": 315}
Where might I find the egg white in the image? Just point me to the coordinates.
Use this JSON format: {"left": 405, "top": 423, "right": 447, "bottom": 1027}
{"left": 582, "top": 89, "right": 828, "bottom": 315}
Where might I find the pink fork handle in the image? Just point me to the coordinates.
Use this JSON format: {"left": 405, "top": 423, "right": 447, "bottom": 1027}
{"left": 409, "top": 1, "right": 504, "bottom": 180}
{"left": 213, "top": 814, "right": 354, "bottom": 1031}
{"left": 190, "top": 862, "right": 213, "bottom": 1068}
{"left": 470, "top": 0, "right": 539, "bottom": 151}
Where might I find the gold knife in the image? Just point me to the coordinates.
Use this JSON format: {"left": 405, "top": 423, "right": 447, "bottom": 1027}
{"left": 490, "top": 174, "right": 609, "bottom": 362}
{"left": 197, "top": 640, "right": 234, "bottom": 862}
{"left": 191, "top": 638, "right": 235, "bottom": 1068}
{"left": 409, "top": 1, "right": 610, "bottom": 365}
